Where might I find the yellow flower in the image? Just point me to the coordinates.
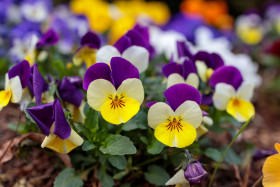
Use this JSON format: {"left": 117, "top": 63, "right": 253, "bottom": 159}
{"left": 262, "top": 143, "right": 280, "bottom": 187}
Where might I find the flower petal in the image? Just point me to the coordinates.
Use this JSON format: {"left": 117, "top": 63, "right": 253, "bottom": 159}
{"left": 0, "top": 90, "right": 11, "bottom": 111}
{"left": 87, "top": 79, "right": 116, "bottom": 111}
{"left": 8, "top": 60, "right": 30, "bottom": 88}
{"left": 114, "top": 35, "right": 131, "bottom": 54}
{"left": 175, "top": 101, "right": 202, "bottom": 129}
{"left": 177, "top": 40, "right": 193, "bottom": 59}
{"left": 166, "top": 169, "right": 189, "bottom": 186}
{"left": 213, "top": 83, "right": 236, "bottom": 110}
{"left": 165, "top": 83, "right": 201, "bottom": 111}
{"left": 81, "top": 31, "right": 101, "bottom": 49}
{"left": 226, "top": 98, "right": 255, "bottom": 122}
{"left": 96, "top": 45, "right": 121, "bottom": 64}
{"left": 122, "top": 46, "right": 149, "bottom": 73}
{"left": 9, "top": 76, "right": 23, "bottom": 103}
{"left": 182, "top": 59, "right": 197, "bottom": 79}
{"left": 167, "top": 73, "right": 185, "bottom": 88}
{"left": 162, "top": 62, "right": 183, "bottom": 78}
{"left": 195, "top": 61, "right": 208, "bottom": 82}
{"left": 117, "top": 78, "right": 144, "bottom": 105}
{"left": 53, "top": 99, "right": 71, "bottom": 139}
{"left": 262, "top": 154, "right": 280, "bottom": 187}
{"left": 148, "top": 102, "right": 174, "bottom": 129}
{"left": 237, "top": 82, "right": 254, "bottom": 101}
{"left": 32, "top": 65, "right": 49, "bottom": 105}
{"left": 185, "top": 73, "right": 199, "bottom": 88}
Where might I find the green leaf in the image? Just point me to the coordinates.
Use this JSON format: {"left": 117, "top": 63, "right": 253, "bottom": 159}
{"left": 82, "top": 141, "right": 96, "bottom": 151}
{"left": 224, "top": 148, "right": 242, "bottom": 165}
{"left": 204, "top": 148, "right": 222, "bottom": 162}
{"left": 54, "top": 168, "right": 83, "bottom": 187}
{"left": 99, "top": 135, "right": 136, "bottom": 155}
{"left": 147, "top": 138, "right": 164, "bottom": 155}
{"left": 144, "top": 165, "right": 170, "bottom": 186}
{"left": 108, "top": 155, "right": 127, "bottom": 170}
{"left": 97, "top": 169, "right": 114, "bottom": 187}
{"left": 85, "top": 108, "right": 99, "bottom": 132}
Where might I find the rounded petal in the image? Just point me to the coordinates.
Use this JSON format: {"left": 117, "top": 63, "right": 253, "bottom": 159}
{"left": 167, "top": 73, "right": 185, "bottom": 88}
{"left": 122, "top": 46, "right": 149, "bottom": 73}
{"left": 195, "top": 61, "right": 208, "bottom": 82}
{"left": 101, "top": 97, "right": 140, "bottom": 125}
{"left": 226, "top": 98, "right": 255, "bottom": 122}
{"left": 0, "top": 90, "right": 11, "bottom": 111}
{"left": 162, "top": 62, "right": 183, "bottom": 78}
{"left": 87, "top": 79, "right": 116, "bottom": 111}
{"left": 8, "top": 60, "right": 30, "bottom": 88}
{"left": 275, "top": 143, "right": 280, "bottom": 153}
{"left": 185, "top": 73, "right": 199, "bottom": 88}
{"left": 237, "top": 82, "right": 254, "bottom": 101}
{"left": 213, "top": 83, "right": 236, "bottom": 110}
{"left": 148, "top": 102, "right": 174, "bottom": 129}
{"left": 117, "top": 78, "right": 144, "bottom": 104}
{"left": 9, "top": 76, "right": 23, "bottom": 103}
{"left": 96, "top": 45, "right": 121, "bottom": 64}
{"left": 81, "top": 31, "right": 101, "bottom": 49}
{"left": 262, "top": 154, "right": 280, "bottom": 187}
{"left": 154, "top": 121, "right": 197, "bottom": 148}
{"left": 182, "top": 59, "right": 197, "bottom": 79}
{"left": 175, "top": 101, "right": 202, "bottom": 129}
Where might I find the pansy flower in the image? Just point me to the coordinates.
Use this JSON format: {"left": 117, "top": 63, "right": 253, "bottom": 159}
{"left": 162, "top": 58, "right": 199, "bottom": 89}
{"left": 26, "top": 99, "right": 83, "bottom": 154}
{"left": 73, "top": 31, "right": 101, "bottom": 67}
{"left": 0, "top": 60, "right": 30, "bottom": 111}
{"left": 147, "top": 83, "right": 202, "bottom": 148}
{"left": 262, "top": 143, "right": 280, "bottom": 187}
{"left": 36, "top": 28, "right": 59, "bottom": 48}
{"left": 84, "top": 57, "right": 144, "bottom": 125}
{"left": 96, "top": 29, "right": 149, "bottom": 73}
{"left": 210, "top": 66, "right": 255, "bottom": 122}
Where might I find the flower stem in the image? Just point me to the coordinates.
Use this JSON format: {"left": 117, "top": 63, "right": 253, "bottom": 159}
{"left": 252, "top": 175, "right": 263, "bottom": 187}
{"left": 208, "top": 116, "right": 253, "bottom": 187}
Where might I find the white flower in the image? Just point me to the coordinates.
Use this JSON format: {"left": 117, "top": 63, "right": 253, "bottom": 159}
{"left": 20, "top": 1, "right": 48, "bottom": 22}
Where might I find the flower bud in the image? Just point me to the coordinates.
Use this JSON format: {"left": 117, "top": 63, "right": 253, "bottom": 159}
{"left": 184, "top": 161, "right": 207, "bottom": 185}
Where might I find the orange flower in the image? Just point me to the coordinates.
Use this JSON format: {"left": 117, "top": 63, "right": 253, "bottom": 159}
{"left": 262, "top": 143, "right": 280, "bottom": 187}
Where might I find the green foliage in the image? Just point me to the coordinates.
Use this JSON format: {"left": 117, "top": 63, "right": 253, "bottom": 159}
{"left": 144, "top": 165, "right": 170, "bottom": 186}
{"left": 97, "top": 168, "right": 114, "bottom": 187}
{"left": 147, "top": 138, "right": 165, "bottom": 155}
{"left": 84, "top": 107, "right": 99, "bottom": 132}
{"left": 82, "top": 140, "right": 96, "bottom": 151}
{"left": 108, "top": 155, "right": 127, "bottom": 170}
{"left": 204, "top": 148, "right": 222, "bottom": 162}
{"left": 54, "top": 168, "right": 83, "bottom": 187}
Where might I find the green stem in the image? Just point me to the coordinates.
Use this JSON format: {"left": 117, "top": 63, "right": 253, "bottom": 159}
{"left": 115, "top": 125, "right": 124, "bottom": 134}
{"left": 208, "top": 116, "right": 253, "bottom": 187}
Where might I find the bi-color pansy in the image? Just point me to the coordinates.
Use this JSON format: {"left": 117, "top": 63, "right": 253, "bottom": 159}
{"left": 26, "top": 99, "right": 83, "bottom": 154}
{"left": 84, "top": 57, "right": 144, "bottom": 125}
{"left": 210, "top": 66, "right": 255, "bottom": 122}
{"left": 147, "top": 83, "right": 202, "bottom": 148}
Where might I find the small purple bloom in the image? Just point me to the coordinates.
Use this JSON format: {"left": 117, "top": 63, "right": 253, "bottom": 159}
{"left": 193, "top": 51, "right": 224, "bottom": 70}
{"left": 36, "top": 28, "right": 59, "bottom": 48}
{"left": 162, "top": 59, "right": 196, "bottom": 79}
{"left": 80, "top": 31, "right": 101, "bottom": 49}
{"left": 8, "top": 60, "right": 31, "bottom": 88}
{"left": 177, "top": 41, "right": 193, "bottom": 59}
{"left": 26, "top": 99, "right": 71, "bottom": 139}
{"left": 184, "top": 161, "right": 207, "bottom": 185}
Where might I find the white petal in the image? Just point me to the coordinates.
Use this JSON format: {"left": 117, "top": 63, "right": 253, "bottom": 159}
{"left": 195, "top": 61, "right": 207, "bottom": 82}
{"left": 148, "top": 102, "right": 174, "bottom": 129}
{"left": 41, "top": 134, "right": 56, "bottom": 148}
{"left": 237, "top": 82, "right": 254, "bottom": 101}
{"left": 165, "top": 169, "right": 189, "bottom": 186}
{"left": 117, "top": 78, "right": 144, "bottom": 104}
{"left": 175, "top": 101, "right": 202, "bottom": 129}
{"left": 122, "top": 46, "right": 149, "bottom": 73}
{"left": 87, "top": 79, "right": 116, "bottom": 111}
{"left": 9, "top": 76, "right": 22, "bottom": 103}
{"left": 167, "top": 73, "right": 185, "bottom": 88}
{"left": 213, "top": 83, "right": 236, "bottom": 110}
{"left": 96, "top": 45, "right": 121, "bottom": 64}
{"left": 5, "top": 73, "right": 9, "bottom": 90}
{"left": 185, "top": 73, "right": 199, "bottom": 88}
{"left": 202, "top": 116, "right": 213, "bottom": 126}
{"left": 68, "top": 128, "right": 84, "bottom": 146}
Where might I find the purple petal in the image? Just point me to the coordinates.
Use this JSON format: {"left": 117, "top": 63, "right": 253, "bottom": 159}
{"left": 83, "top": 63, "right": 113, "bottom": 91}
{"left": 164, "top": 83, "right": 201, "bottom": 111}
{"left": 58, "top": 77, "right": 84, "bottom": 106}
{"left": 182, "top": 59, "right": 197, "bottom": 79}
{"left": 162, "top": 62, "right": 183, "bottom": 78}
{"left": 36, "top": 28, "right": 59, "bottom": 48}
{"left": 202, "top": 111, "right": 209, "bottom": 116}
{"left": 26, "top": 102, "right": 54, "bottom": 136}
{"left": 184, "top": 161, "right": 207, "bottom": 185}
{"left": 201, "top": 93, "right": 213, "bottom": 106}
{"left": 133, "top": 24, "right": 150, "bottom": 43}
{"left": 114, "top": 35, "right": 131, "bottom": 54}
{"left": 209, "top": 66, "right": 243, "bottom": 90}
{"left": 32, "top": 65, "right": 49, "bottom": 105}
{"left": 110, "top": 57, "right": 139, "bottom": 89}
{"left": 210, "top": 53, "right": 224, "bottom": 69}
{"left": 67, "top": 76, "right": 82, "bottom": 87}
{"left": 146, "top": 101, "right": 158, "bottom": 108}
{"left": 81, "top": 31, "right": 101, "bottom": 49}
{"left": 53, "top": 99, "right": 71, "bottom": 139}
{"left": 177, "top": 41, "right": 193, "bottom": 59}
{"left": 8, "top": 60, "right": 31, "bottom": 88}
{"left": 126, "top": 30, "right": 149, "bottom": 50}
{"left": 193, "top": 51, "right": 224, "bottom": 70}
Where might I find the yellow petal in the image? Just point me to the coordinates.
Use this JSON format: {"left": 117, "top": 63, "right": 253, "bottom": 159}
{"left": 226, "top": 98, "right": 255, "bottom": 122}
{"left": 100, "top": 96, "right": 140, "bottom": 125}
{"left": 73, "top": 46, "right": 97, "bottom": 67}
{"left": 275, "top": 143, "right": 280, "bottom": 153}
{"left": 262, "top": 154, "right": 280, "bottom": 187}
{"left": 0, "top": 90, "right": 12, "bottom": 111}
{"left": 154, "top": 121, "right": 197, "bottom": 148}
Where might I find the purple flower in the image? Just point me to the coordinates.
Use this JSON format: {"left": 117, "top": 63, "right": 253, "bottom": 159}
{"left": 8, "top": 60, "right": 31, "bottom": 88}
{"left": 193, "top": 51, "right": 224, "bottom": 70}
{"left": 36, "top": 29, "right": 59, "bottom": 48}
{"left": 184, "top": 161, "right": 207, "bottom": 185}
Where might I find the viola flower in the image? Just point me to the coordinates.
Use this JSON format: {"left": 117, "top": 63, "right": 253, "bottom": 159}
{"left": 26, "top": 99, "right": 83, "bottom": 154}
{"left": 84, "top": 57, "right": 144, "bottom": 125}
{"left": 162, "top": 58, "right": 199, "bottom": 89}
{"left": 0, "top": 60, "right": 30, "bottom": 111}
{"left": 147, "top": 83, "right": 202, "bottom": 148}
{"left": 184, "top": 161, "right": 207, "bottom": 185}
{"left": 73, "top": 31, "right": 101, "bottom": 67}
{"left": 262, "top": 143, "right": 280, "bottom": 187}
{"left": 96, "top": 29, "right": 149, "bottom": 73}
{"left": 36, "top": 28, "right": 59, "bottom": 48}
{"left": 210, "top": 66, "right": 255, "bottom": 122}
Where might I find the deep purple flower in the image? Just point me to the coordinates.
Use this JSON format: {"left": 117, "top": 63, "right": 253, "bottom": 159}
{"left": 177, "top": 40, "right": 193, "bottom": 59}
{"left": 184, "top": 161, "right": 207, "bottom": 185}
{"left": 162, "top": 59, "right": 197, "bottom": 79}
{"left": 193, "top": 51, "right": 224, "bottom": 70}
{"left": 36, "top": 29, "right": 59, "bottom": 48}
{"left": 8, "top": 60, "right": 31, "bottom": 88}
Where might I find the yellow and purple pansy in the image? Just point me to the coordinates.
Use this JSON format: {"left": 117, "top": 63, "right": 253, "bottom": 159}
{"left": 0, "top": 60, "right": 30, "bottom": 111}
{"left": 147, "top": 83, "right": 202, "bottom": 148}
{"left": 73, "top": 31, "right": 101, "bottom": 67}
{"left": 96, "top": 29, "right": 150, "bottom": 73}
{"left": 26, "top": 99, "right": 83, "bottom": 154}
{"left": 83, "top": 57, "right": 144, "bottom": 125}
{"left": 210, "top": 65, "right": 255, "bottom": 122}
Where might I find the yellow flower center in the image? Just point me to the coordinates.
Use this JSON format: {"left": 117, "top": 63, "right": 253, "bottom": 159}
{"left": 166, "top": 117, "right": 183, "bottom": 132}
{"left": 109, "top": 94, "right": 125, "bottom": 109}
{"left": 206, "top": 68, "right": 214, "bottom": 80}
